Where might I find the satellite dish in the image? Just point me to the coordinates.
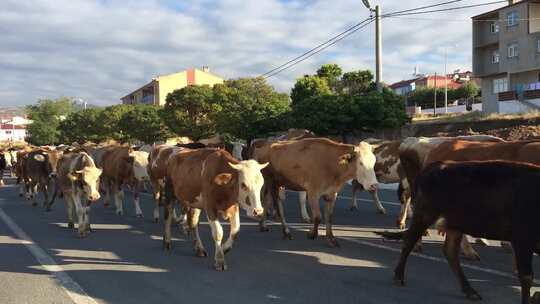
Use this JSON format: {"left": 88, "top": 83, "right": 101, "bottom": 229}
{"left": 362, "top": 0, "right": 371, "bottom": 9}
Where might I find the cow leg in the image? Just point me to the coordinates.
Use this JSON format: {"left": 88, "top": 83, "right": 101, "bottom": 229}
{"left": 72, "top": 194, "right": 87, "bottom": 238}
{"left": 65, "top": 194, "right": 75, "bottom": 229}
{"left": 324, "top": 193, "right": 339, "bottom": 247}
{"left": 113, "top": 183, "right": 124, "bottom": 216}
{"left": 18, "top": 181, "right": 25, "bottom": 197}
{"left": 394, "top": 214, "right": 434, "bottom": 286}
{"left": 444, "top": 230, "right": 481, "bottom": 300}
{"left": 298, "top": 191, "right": 310, "bottom": 223}
{"left": 276, "top": 189, "right": 292, "bottom": 240}
{"left": 368, "top": 189, "right": 386, "bottom": 215}
{"left": 132, "top": 183, "right": 143, "bottom": 218}
{"left": 222, "top": 205, "right": 240, "bottom": 255}
{"left": 40, "top": 183, "right": 49, "bottom": 209}
{"left": 258, "top": 184, "right": 272, "bottom": 232}
{"left": 208, "top": 215, "right": 226, "bottom": 271}
{"left": 512, "top": 239, "right": 535, "bottom": 304}
{"left": 188, "top": 207, "right": 207, "bottom": 257}
{"left": 307, "top": 193, "right": 321, "bottom": 240}
{"left": 0, "top": 177, "right": 4, "bottom": 186}
{"left": 31, "top": 184, "right": 38, "bottom": 206}
{"left": 163, "top": 202, "right": 173, "bottom": 251}
{"left": 103, "top": 178, "right": 110, "bottom": 208}
{"left": 460, "top": 235, "right": 480, "bottom": 261}
{"left": 349, "top": 180, "right": 361, "bottom": 211}
{"left": 152, "top": 180, "right": 161, "bottom": 223}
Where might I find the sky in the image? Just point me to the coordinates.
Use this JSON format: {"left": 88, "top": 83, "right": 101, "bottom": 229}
{"left": 0, "top": 0, "right": 507, "bottom": 106}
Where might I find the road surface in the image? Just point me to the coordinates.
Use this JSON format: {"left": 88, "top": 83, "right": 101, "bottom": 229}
{"left": 0, "top": 177, "right": 537, "bottom": 304}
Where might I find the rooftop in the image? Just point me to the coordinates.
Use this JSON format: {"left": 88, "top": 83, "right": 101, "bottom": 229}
{"left": 471, "top": 0, "right": 535, "bottom": 19}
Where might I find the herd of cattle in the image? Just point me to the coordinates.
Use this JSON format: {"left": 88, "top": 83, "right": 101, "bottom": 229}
{"left": 0, "top": 130, "right": 539, "bottom": 304}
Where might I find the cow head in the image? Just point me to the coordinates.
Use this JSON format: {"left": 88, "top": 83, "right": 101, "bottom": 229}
{"left": 68, "top": 167, "right": 103, "bottom": 202}
{"left": 340, "top": 142, "right": 378, "bottom": 192}
{"left": 128, "top": 151, "right": 149, "bottom": 182}
{"left": 218, "top": 160, "right": 268, "bottom": 217}
{"left": 46, "top": 151, "right": 62, "bottom": 178}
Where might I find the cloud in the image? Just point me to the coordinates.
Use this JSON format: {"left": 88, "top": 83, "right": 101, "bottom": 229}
{"left": 0, "top": 0, "right": 505, "bottom": 106}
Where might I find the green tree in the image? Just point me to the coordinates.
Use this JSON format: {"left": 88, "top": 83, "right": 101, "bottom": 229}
{"left": 26, "top": 97, "right": 74, "bottom": 145}
{"left": 59, "top": 108, "right": 104, "bottom": 144}
{"left": 162, "top": 85, "right": 216, "bottom": 141}
{"left": 213, "top": 77, "right": 290, "bottom": 141}
{"left": 316, "top": 64, "right": 343, "bottom": 81}
{"left": 290, "top": 75, "right": 332, "bottom": 105}
{"left": 119, "top": 105, "right": 171, "bottom": 144}
{"left": 97, "top": 105, "right": 134, "bottom": 142}
{"left": 341, "top": 70, "right": 375, "bottom": 94}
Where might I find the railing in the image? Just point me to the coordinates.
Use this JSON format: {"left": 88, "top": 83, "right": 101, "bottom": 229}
{"left": 497, "top": 91, "right": 516, "bottom": 101}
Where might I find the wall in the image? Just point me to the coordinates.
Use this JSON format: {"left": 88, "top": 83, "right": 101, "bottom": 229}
{"left": 157, "top": 71, "right": 188, "bottom": 106}
{"left": 194, "top": 69, "right": 224, "bottom": 87}
{"left": 529, "top": 2, "right": 540, "bottom": 33}
{"left": 481, "top": 76, "right": 501, "bottom": 113}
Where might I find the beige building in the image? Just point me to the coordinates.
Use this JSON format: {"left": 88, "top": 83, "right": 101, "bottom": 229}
{"left": 121, "top": 67, "right": 224, "bottom": 106}
{"left": 473, "top": 0, "right": 540, "bottom": 113}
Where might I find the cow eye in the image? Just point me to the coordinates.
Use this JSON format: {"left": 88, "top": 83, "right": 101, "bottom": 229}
{"left": 241, "top": 182, "right": 248, "bottom": 190}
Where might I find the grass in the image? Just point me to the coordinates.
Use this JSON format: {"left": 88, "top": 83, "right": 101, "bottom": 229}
{"left": 412, "top": 110, "right": 540, "bottom": 124}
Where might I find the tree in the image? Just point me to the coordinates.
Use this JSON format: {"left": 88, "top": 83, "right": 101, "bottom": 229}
{"left": 213, "top": 77, "right": 290, "bottom": 141}
{"left": 59, "top": 108, "right": 104, "bottom": 144}
{"left": 341, "top": 70, "right": 375, "bottom": 94}
{"left": 26, "top": 97, "right": 74, "bottom": 145}
{"left": 162, "top": 85, "right": 216, "bottom": 141}
{"left": 290, "top": 75, "right": 332, "bottom": 105}
{"left": 119, "top": 105, "right": 171, "bottom": 144}
{"left": 97, "top": 105, "right": 134, "bottom": 142}
{"left": 316, "top": 64, "right": 343, "bottom": 81}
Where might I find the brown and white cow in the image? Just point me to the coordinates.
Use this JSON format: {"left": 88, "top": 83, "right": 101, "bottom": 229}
{"left": 253, "top": 138, "right": 378, "bottom": 247}
{"left": 100, "top": 146, "right": 149, "bottom": 217}
{"left": 392, "top": 160, "right": 540, "bottom": 304}
{"left": 52, "top": 151, "right": 102, "bottom": 237}
{"left": 24, "top": 149, "right": 62, "bottom": 207}
{"left": 163, "top": 148, "right": 267, "bottom": 271}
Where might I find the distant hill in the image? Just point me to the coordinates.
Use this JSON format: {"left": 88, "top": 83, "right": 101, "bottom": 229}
{"left": 0, "top": 106, "right": 26, "bottom": 119}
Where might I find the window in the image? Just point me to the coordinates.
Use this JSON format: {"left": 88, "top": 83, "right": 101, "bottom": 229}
{"left": 493, "top": 78, "right": 508, "bottom": 94}
{"left": 507, "top": 11, "right": 518, "bottom": 27}
{"left": 492, "top": 50, "right": 500, "bottom": 63}
{"left": 490, "top": 22, "right": 499, "bottom": 33}
{"left": 5, "top": 131, "right": 11, "bottom": 134}
{"left": 508, "top": 43, "right": 519, "bottom": 58}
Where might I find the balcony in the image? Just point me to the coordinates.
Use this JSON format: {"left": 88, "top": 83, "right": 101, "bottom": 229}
{"left": 141, "top": 95, "right": 154, "bottom": 104}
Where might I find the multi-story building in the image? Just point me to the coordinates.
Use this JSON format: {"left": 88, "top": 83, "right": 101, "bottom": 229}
{"left": 121, "top": 67, "right": 224, "bottom": 106}
{"left": 473, "top": 0, "right": 540, "bottom": 113}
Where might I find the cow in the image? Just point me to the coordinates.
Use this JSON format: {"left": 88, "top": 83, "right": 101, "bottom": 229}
{"left": 148, "top": 144, "right": 185, "bottom": 223}
{"left": 100, "top": 146, "right": 149, "bottom": 217}
{"left": 24, "top": 149, "right": 62, "bottom": 207}
{"left": 163, "top": 148, "right": 268, "bottom": 271}
{"left": 15, "top": 149, "right": 31, "bottom": 197}
{"left": 392, "top": 160, "right": 540, "bottom": 304}
{"left": 349, "top": 139, "right": 407, "bottom": 215}
{"left": 0, "top": 152, "right": 6, "bottom": 186}
{"left": 253, "top": 138, "right": 378, "bottom": 246}
{"left": 52, "top": 151, "right": 102, "bottom": 237}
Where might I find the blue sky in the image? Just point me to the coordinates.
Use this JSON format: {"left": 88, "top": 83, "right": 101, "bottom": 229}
{"left": 0, "top": 0, "right": 506, "bottom": 106}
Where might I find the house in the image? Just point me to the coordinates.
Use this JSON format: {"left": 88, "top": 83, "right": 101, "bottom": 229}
{"left": 389, "top": 74, "right": 465, "bottom": 96}
{"left": 121, "top": 67, "right": 224, "bottom": 106}
{"left": 473, "top": 0, "right": 540, "bottom": 113}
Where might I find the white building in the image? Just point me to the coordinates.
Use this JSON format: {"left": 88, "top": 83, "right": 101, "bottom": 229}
{"left": 0, "top": 124, "right": 26, "bottom": 141}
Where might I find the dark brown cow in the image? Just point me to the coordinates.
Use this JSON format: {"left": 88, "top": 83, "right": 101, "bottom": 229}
{"left": 253, "top": 138, "right": 378, "bottom": 247}
{"left": 163, "top": 148, "right": 267, "bottom": 271}
{"left": 24, "top": 149, "right": 62, "bottom": 207}
{"left": 100, "top": 146, "right": 149, "bottom": 217}
{"left": 393, "top": 160, "right": 540, "bottom": 304}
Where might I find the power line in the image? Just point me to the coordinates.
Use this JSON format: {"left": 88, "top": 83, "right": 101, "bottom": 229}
{"left": 386, "top": 0, "right": 507, "bottom": 17}
{"left": 263, "top": 19, "right": 375, "bottom": 79}
{"left": 386, "top": 15, "right": 540, "bottom": 23}
{"left": 383, "top": 0, "right": 463, "bottom": 16}
{"left": 260, "top": 17, "right": 373, "bottom": 77}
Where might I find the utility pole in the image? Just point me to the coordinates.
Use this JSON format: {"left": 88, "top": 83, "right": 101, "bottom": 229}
{"left": 375, "top": 5, "right": 382, "bottom": 92}
{"left": 444, "top": 48, "right": 448, "bottom": 114}
{"left": 434, "top": 72, "right": 437, "bottom": 115}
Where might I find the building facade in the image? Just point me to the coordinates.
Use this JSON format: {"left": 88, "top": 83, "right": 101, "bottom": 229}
{"left": 473, "top": 0, "right": 540, "bottom": 113}
{"left": 389, "top": 73, "right": 468, "bottom": 96}
{"left": 121, "top": 67, "right": 224, "bottom": 106}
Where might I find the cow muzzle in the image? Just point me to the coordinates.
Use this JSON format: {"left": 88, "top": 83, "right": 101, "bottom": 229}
{"left": 368, "top": 184, "right": 378, "bottom": 192}
{"left": 49, "top": 172, "right": 57, "bottom": 178}
{"left": 253, "top": 207, "right": 264, "bottom": 217}
{"left": 89, "top": 193, "right": 101, "bottom": 202}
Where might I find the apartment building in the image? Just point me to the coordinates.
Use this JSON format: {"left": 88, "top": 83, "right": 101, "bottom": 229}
{"left": 473, "top": 0, "right": 540, "bottom": 113}
{"left": 121, "top": 67, "right": 224, "bottom": 106}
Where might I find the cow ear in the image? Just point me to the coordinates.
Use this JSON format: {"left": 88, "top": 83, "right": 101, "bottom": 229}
{"left": 33, "top": 154, "right": 46, "bottom": 162}
{"left": 214, "top": 173, "right": 233, "bottom": 185}
{"left": 258, "top": 162, "right": 269, "bottom": 169}
{"left": 228, "top": 162, "right": 242, "bottom": 170}
{"left": 338, "top": 153, "right": 355, "bottom": 165}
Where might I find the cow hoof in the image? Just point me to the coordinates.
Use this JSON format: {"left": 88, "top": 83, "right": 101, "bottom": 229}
{"left": 377, "top": 208, "right": 387, "bottom": 215}
{"left": 116, "top": 210, "right": 123, "bottom": 216}
{"left": 301, "top": 217, "right": 311, "bottom": 224}
{"left": 136, "top": 214, "right": 143, "bottom": 218}
{"left": 349, "top": 205, "right": 358, "bottom": 212}
{"left": 18, "top": 193, "right": 23, "bottom": 197}
{"left": 45, "top": 207, "right": 52, "bottom": 212}
{"left": 463, "top": 252, "right": 481, "bottom": 261}
{"left": 196, "top": 248, "right": 208, "bottom": 257}
{"left": 259, "top": 226, "right": 270, "bottom": 233}
{"left": 413, "top": 245, "right": 423, "bottom": 253}
{"left": 31, "top": 202, "right": 37, "bottom": 207}
{"left": 307, "top": 231, "right": 318, "bottom": 240}
{"left": 68, "top": 222, "right": 75, "bottom": 229}
{"left": 398, "top": 223, "right": 406, "bottom": 230}
{"left": 328, "top": 238, "right": 340, "bottom": 248}
{"left": 104, "top": 203, "right": 109, "bottom": 208}
{"left": 393, "top": 276, "right": 405, "bottom": 287}
{"left": 214, "top": 262, "right": 227, "bottom": 271}
{"left": 282, "top": 232, "right": 293, "bottom": 240}
{"left": 153, "top": 218, "right": 159, "bottom": 223}
{"left": 464, "top": 289, "right": 482, "bottom": 301}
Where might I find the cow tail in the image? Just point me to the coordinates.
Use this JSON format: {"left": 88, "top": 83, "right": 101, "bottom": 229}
{"left": 373, "top": 230, "right": 406, "bottom": 240}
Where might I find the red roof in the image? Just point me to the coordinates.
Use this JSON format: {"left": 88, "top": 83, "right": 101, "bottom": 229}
{"left": 1, "top": 124, "right": 26, "bottom": 130}
{"left": 389, "top": 78, "right": 419, "bottom": 89}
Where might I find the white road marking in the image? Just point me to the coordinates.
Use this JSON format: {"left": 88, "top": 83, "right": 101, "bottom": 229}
{"left": 0, "top": 205, "right": 99, "bottom": 304}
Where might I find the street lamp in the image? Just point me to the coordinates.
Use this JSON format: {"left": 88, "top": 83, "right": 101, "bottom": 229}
{"left": 362, "top": 0, "right": 382, "bottom": 92}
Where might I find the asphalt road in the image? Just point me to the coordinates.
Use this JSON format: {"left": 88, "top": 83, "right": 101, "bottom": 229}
{"left": 0, "top": 176, "right": 538, "bottom": 304}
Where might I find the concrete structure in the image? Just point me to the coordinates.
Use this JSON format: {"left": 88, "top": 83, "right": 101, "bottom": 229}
{"left": 473, "top": 0, "right": 540, "bottom": 113}
{"left": 121, "top": 67, "right": 224, "bottom": 106}
{"left": 0, "top": 124, "right": 26, "bottom": 142}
